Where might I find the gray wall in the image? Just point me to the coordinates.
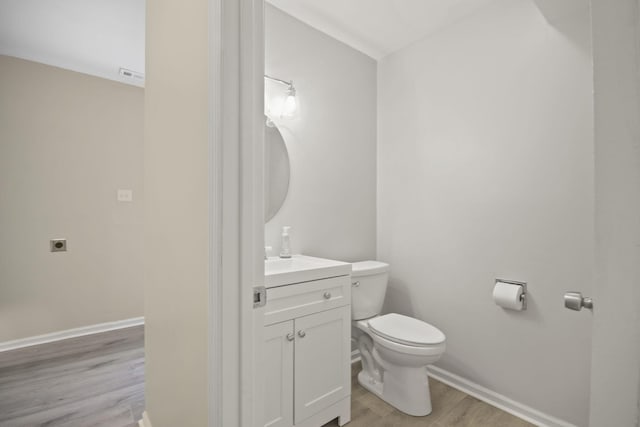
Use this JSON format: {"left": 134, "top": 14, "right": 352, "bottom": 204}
{"left": 0, "top": 55, "right": 144, "bottom": 342}
{"left": 264, "top": 5, "right": 377, "bottom": 262}
{"left": 589, "top": 0, "right": 640, "bottom": 424}
{"left": 377, "top": 1, "right": 593, "bottom": 425}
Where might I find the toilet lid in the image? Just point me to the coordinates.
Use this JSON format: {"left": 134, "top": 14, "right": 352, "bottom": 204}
{"left": 368, "top": 313, "right": 445, "bottom": 346}
{"left": 351, "top": 260, "right": 389, "bottom": 277}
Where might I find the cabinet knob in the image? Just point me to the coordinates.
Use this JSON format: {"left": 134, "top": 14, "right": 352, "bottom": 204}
{"left": 286, "top": 333, "right": 295, "bottom": 342}
{"left": 323, "top": 292, "right": 332, "bottom": 299}
{"left": 298, "top": 330, "right": 306, "bottom": 338}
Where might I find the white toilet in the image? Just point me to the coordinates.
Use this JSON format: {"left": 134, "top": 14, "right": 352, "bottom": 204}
{"left": 351, "top": 261, "right": 446, "bottom": 416}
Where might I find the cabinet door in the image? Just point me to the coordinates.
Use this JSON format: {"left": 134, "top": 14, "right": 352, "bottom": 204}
{"left": 264, "top": 320, "right": 294, "bottom": 427}
{"left": 294, "top": 306, "right": 351, "bottom": 424}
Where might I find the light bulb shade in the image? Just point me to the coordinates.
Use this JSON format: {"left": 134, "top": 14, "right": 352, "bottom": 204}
{"left": 264, "top": 77, "right": 297, "bottom": 120}
{"left": 280, "top": 93, "right": 297, "bottom": 118}
{"left": 266, "top": 96, "right": 284, "bottom": 118}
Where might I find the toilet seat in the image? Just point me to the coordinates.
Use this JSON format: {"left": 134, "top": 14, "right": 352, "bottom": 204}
{"left": 368, "top": 313, "right": 445, "bottom": 347}
{"left": 370, "top": 331, "right": 446, "bottom": 356}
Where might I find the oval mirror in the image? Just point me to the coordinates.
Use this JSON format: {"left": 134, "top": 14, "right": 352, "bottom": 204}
{"left": 264, "top": 118, "right": 290, "bottom": 222}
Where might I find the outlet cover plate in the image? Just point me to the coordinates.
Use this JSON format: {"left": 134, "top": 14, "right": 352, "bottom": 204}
{"left": 117, "top": 189, "right": 133, "bottom": 202}
{"left": 50, "top": 239, "right": 67, "bottom": 252}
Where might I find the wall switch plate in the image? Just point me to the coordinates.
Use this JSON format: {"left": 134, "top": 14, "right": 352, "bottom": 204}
{"left": 117, "top": 189, "right": 133, "bottom": 202}
{"left": 50, "top": 239, "right": 67, "bottom": 252}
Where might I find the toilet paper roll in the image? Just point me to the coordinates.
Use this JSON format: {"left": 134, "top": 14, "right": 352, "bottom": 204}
{"left": 493, "top": 281, "right": 524, "bottom": 311}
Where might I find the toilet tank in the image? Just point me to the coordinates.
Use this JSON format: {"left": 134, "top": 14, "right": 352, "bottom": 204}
{"left": 351, "top": 261, "right": 390, "bottom": 320}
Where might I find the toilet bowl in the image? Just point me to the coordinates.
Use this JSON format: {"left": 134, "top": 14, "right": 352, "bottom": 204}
{"left": 351, "top": 261, "right": 446, "bottom": 416}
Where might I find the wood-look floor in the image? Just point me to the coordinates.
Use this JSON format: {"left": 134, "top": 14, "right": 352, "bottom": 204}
{"left": 0, "top": 326, "right": 531, "bottom": 427}
{"left": 0, "top": 326, "right": 144, "bottom": 427}
{"left": 322, "top": 363, "right": 534, "bottom": 427}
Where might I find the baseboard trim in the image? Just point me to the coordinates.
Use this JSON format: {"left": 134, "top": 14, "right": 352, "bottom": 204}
{"left": 350, "top": 350, "right": 574, "bottom": 427}
{"left": 138, "top": 411, "right": 152, "bottom": 427}
{"left": 427, "top": 366, "right": 576, "bottom": 427}
{"left": 0, "top": 317, "right": 145, "bottom": 353}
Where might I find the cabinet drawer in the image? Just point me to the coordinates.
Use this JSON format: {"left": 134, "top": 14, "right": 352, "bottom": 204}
{"left": 264, "top": 276, "right": 351, "bottom": 325}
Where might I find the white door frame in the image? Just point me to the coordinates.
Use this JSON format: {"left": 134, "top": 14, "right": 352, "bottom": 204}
{"left": 209, "top": 0, "right": 264, "bottom": 426}
{"left": 589, "top": 0, "right": 640, "bottom": 425}
{"left": 208, "top": 0, "right": 640, "bottom": 426}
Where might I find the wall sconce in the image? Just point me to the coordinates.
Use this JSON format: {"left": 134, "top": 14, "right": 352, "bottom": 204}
{"left": 265, "top": 74, "right": 297, "bottom": 125}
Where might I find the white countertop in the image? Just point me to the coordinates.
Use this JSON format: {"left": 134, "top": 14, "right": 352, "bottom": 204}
{"left": 264, "top": 255, "right": 352, "bottom": 288}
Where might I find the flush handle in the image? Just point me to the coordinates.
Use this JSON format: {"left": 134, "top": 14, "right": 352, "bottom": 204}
{"left": 564, "top": 292, "right": 593, "bottom": 311}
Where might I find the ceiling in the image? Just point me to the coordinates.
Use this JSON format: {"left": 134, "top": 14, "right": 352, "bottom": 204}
{"left": 266, "top": 0, "right": 499, "bottom": 59}
{"left": 0, "top": 0, "right": 144, "bottom": 86}
{"left": 0, "top": 0, "right": 587, "bottom": 85}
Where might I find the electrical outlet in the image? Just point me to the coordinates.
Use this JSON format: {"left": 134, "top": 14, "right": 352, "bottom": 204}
{"left": 117, "top": 189, "right": 133, "bottom": 202}
{"left": 50, "top": 239, "right": 67, "bottom": 252}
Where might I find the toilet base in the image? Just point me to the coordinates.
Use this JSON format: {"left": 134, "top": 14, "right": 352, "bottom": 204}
{"left": 357, "top": 369, "right": 383, "bottom": 397}
{"left": 357, "top": 365, "right": 433, "bottom": 417}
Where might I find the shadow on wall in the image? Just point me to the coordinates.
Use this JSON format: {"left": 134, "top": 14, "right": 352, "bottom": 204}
{"left": 382, "top": 279, "right": 417, "bottom": 318}
{"left": 537, "top": 5, "right": 591, "bottom": 56}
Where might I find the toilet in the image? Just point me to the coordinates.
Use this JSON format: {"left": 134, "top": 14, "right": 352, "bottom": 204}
{"left": 351, "top": 261, "right": 446, "bottom": 416}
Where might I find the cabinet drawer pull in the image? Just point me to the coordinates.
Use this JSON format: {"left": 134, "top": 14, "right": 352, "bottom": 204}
{"left": 323, "top": 292, "right": 332, "bottom": 299}
{"left": 286, "top": 333, "right": 295, "bottom": 342}
{"left": 298, "top": 330, "right": 306, "bottom": 338}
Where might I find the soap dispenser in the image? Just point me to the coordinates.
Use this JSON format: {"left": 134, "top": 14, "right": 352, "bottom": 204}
{"left": 279, "top": 226, "right": 292, "bottom": 258}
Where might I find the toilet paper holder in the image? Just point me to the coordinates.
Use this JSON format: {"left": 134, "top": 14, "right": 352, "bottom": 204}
{"left": 495, "top": 279, "right": 527, "bottom": 310}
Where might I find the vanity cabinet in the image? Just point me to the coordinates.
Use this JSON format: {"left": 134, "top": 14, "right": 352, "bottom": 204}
{"left": 263, "top": 275, "right": 351, "bottom": 427}
{"left": 264, "top": 321, "right": 295, "bottom": 427}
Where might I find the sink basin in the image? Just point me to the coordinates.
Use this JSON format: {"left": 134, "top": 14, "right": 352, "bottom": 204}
{"left": 265, "top": 255, "right": 351, "bottom": 288}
